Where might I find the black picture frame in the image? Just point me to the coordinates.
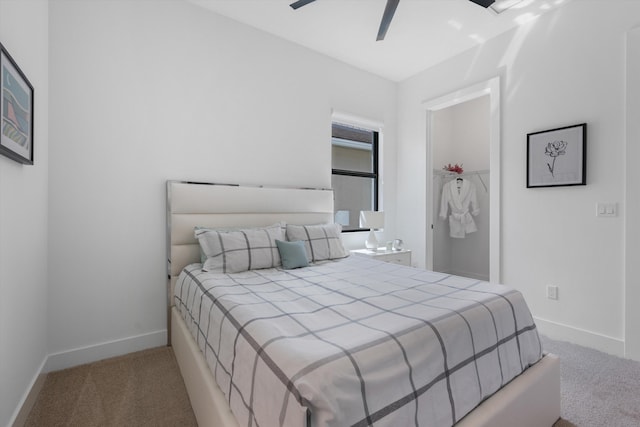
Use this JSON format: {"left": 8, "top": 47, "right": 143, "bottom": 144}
{"left": 0, "top": 42, "right": 34, "bottom": 165}
{"left": 527, "top": 123, "right": 586, "bottom": 188}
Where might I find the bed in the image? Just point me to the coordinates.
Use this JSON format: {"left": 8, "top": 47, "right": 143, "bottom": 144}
{"left": 166, "top": 180, "right": 560, "bottom": 427}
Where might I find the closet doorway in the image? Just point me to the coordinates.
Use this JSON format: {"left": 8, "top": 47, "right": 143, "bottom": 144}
{"left": 423, "top": 77, "right": 501, "bottom": 283}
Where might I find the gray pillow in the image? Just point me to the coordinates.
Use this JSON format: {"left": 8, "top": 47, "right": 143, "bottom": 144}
{"left": 195, "top": 225, "right": 284, "bottom": 273}
{"left": 195, "top": 222, "right": 285, "bottom": 264}
{"left": 285, "top": 223, "right": 348, "bottom": 262}
{"left": 275, "top": 240, "right": 309, "bottom": 269}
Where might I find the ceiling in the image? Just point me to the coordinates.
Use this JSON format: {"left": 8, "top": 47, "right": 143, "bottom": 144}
{"left": 187, "top": 0, "right": 570, "bottom": 82}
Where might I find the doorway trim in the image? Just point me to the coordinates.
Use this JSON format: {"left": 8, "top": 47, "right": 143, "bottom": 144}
{"left": 625, "top": 27, "right": 640, "bottom": 361}
{"left": 422, "top": 77, "right": 501, "bottom": 283}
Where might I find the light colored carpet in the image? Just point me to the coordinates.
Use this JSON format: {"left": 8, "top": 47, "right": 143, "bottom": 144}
{"left": 541, "top": 335, "right": 640, "bottom": 427}
{"left": 24, "top": 346, "right": 197, "bottom": 427}
{"left": 25, "top": 337, "right": 640, "bottom": 426}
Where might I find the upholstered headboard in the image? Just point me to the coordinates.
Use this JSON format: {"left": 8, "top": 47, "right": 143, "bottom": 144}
{"left": 166, "top": 180, "right": 335, "bottom": 307}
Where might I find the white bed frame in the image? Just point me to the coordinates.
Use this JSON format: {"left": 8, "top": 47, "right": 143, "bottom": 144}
{"left": 166, "top": 180, "right": 561, "bottom": 427}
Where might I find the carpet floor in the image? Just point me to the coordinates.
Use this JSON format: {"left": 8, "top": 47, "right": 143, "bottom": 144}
{"left": 24, "top": 337, "right": 640, "bottom": 426}
{"left": 24, "top": 347, "right": 197, "bottom": 427}
{"left": 541, "top": 335, "right": 640, "bottom": 427}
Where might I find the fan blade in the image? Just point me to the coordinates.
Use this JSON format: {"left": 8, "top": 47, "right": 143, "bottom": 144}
{"left": 469, "top": 0, "right": 495, "bottom": 8}
{"left": 376, "top": 0, "right": 400, "bottom": 41}
{"left": 290, "top": 0, "right": 316, "bottom": 10}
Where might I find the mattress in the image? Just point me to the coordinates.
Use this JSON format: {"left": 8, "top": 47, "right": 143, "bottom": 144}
{"left": 174, "top": 255, "right": 542, "bottom": 427}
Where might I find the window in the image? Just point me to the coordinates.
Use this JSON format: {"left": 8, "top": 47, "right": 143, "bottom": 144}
{"left": 331, "top": 122, "right": 379, "bottom": 231}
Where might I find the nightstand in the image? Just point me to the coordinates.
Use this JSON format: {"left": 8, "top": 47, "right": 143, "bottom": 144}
{"left": 350, "top": 248, "right": 412, "bottom": 266}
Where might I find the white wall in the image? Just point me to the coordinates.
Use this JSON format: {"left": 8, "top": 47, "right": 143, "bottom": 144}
{"left": 47, "top": 0, "right": 397, "bottom": 367}
{"left": 0, "top": 0, "right": 49, "bottom": 425}
{"left": 433, "top": 96, "right": 490, "bottom": 172}
{"left": 398, "top": 1, "right": 639, "bottom": 356}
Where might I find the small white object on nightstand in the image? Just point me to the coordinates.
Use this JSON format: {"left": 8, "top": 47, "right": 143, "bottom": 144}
{"left": 350, "top": 247, "right": 411, "bottom": 266}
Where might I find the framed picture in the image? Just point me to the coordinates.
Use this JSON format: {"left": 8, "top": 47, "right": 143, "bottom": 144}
{"left": 1, "top": 42, "right": 34, "bottom": 165}
{"left": 527, "top": 123, "right": 586, "bottom": 188}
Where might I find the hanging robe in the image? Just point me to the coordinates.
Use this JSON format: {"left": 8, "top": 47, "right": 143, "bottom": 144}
{"left": 439, "top": 178, "right": 480, "bottom": 238}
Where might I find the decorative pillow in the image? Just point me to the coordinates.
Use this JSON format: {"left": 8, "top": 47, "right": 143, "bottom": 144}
{"left": 195, "top": 225, "right": 284, "bottom": 273}
{"left": 195, "top": 222, "right": 286, "bottom": 264}
{"left": 285, "top": 223, "right": 348, "bottom": 262}
{"left": 275, "top": 240, "right": 309, "bottom": 270}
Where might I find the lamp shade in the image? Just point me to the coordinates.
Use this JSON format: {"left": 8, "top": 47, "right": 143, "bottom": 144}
{"left": 359, "top": 211, "right": 384, "bottom": 229}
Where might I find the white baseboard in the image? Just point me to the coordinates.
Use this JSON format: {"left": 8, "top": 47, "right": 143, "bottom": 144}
{"left": 44, "top": 329, "right": 167, "bottom": 373}
{"left": 440, "top": 268, "right": 490, "bottom": 282}
{"left": 9, "top": 356, "right": 47, "bottom": 427}
{"left": 534, "top": 316, "right": 625, "bottom": 357}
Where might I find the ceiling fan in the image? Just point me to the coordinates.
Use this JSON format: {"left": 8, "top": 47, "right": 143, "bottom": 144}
{"left": 290, "top": 0, "right": 501, "bottom": 41}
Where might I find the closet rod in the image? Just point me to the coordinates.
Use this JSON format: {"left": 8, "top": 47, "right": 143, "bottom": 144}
{"left": 434, "top": 169, "right": 489, "bottom": 176}
{"left": 434, "top": 169, "right": 489, "bottom": 192}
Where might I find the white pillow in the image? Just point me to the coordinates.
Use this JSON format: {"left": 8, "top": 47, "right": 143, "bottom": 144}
{"left": 285, "top": 223, "right": 348, "bottom": 262}
{"left": 195, "top": 224, "right": 284, "bottom": 273}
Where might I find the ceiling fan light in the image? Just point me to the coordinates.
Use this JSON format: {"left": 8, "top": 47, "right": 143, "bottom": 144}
{"left": 490, "top": 0, "right": 528, "bottom": 13}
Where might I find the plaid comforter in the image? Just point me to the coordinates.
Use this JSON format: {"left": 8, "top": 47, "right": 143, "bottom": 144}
{"left": 174, "top": 256, "right": 542, "bottom": 427}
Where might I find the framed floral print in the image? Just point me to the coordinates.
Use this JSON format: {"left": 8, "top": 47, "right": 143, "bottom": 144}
{"left": 527, "top": 123, "right": 586, "bottom": 188}
{"left": 1, "top": 42, "right": 34, "bottom": 165}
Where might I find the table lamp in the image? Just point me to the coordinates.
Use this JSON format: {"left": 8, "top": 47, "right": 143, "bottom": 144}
{"left": 359, "top": 211, "right": 384, "bottom": 250}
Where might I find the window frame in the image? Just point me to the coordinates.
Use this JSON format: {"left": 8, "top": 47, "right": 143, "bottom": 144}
{"left": 331, "top": 124, "right": 379, "bottom": 233}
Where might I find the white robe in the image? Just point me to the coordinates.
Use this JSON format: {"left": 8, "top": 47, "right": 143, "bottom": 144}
{"left": 439, "top": 178, "right": 480, "bottom": 238}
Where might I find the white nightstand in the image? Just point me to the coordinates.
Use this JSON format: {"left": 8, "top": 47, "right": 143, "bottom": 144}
{"left": 350, "top": 248, "right": 412, "bottom": 266}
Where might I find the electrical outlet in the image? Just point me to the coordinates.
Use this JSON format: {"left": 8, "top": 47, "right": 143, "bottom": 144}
{"left": 546, "top": 285, "right": 559, "bottom": 300}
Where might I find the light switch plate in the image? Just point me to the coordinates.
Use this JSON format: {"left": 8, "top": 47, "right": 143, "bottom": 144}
{"left": 596, "top": 202, "right": 617, "bottom": 217}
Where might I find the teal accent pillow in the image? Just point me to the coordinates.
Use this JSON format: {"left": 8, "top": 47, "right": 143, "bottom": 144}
{"left": 276, "top": 240, "right": 309, "bottom": 270}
